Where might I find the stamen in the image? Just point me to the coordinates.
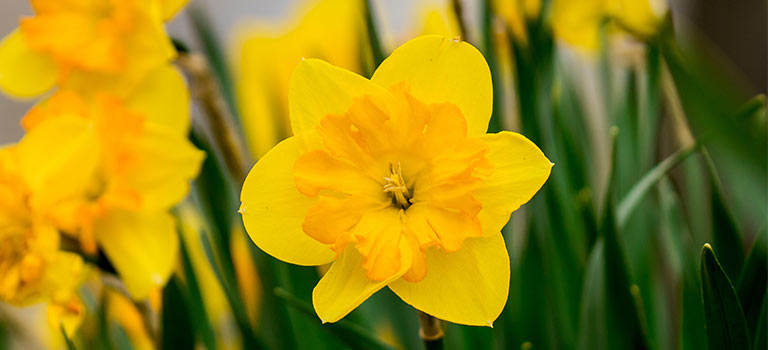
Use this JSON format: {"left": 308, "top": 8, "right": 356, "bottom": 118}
{"left": 383, "top": 162, "right": 411, "bottom": 209}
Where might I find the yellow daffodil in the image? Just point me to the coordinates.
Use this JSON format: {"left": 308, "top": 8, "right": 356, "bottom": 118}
{"left": 18, "top": 65, "right": 203, "bottom": 299}
{"left": 0, "top": 0, "right": 187, "bottom": 99}
{"left": 233, "top": 0, "right": 364, "bottom": 158}
{"left": 493, "top": 0, "right": 541, "bottom": 42}
{"left": 240, "top": 35, "right": 552, "bottom": 325}
{"left": 0, "top": 132, "right": 87, "bottom": 335}
{"left": 552, "top": 0, "right": 667, "bottom": 51}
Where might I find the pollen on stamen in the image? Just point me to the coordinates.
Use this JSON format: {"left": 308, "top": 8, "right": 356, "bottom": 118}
{"left": 383, "top": 162, "right": 411, "bottom": 210}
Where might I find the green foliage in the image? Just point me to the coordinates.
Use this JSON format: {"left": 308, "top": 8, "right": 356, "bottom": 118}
{"left": 130, "top": 4, "right": 766, "bottom": 350}
{"left": 700, "top": 244, "right": 751, "bottom": 349}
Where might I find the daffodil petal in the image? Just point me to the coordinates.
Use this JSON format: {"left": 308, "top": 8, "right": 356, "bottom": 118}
{"left": 476, "top": 131, "right": 552, "bottom": 236}
{"left": 127, "top": 65, "right": 190, "bottom": 132}
{"left": 313, "top": 240, "right": 412, "bottom": 323}
{"left": 289, "top": 58, "right": 391, "bottom": 135}
{"left": 0, "top": 29, "right": 57, "bottom": 99}
{"left": 95, "top": 210, "right": 179, "bottom": 300}
{"left": 240, "top": 134, "right": 336, "bottom": 266}
{"left": 371, "top": 35, "right": 492, "bottom": 136}
{"left": 388, "top": 234, "right": 509, "bottom": 326}
{"left": 160, "top": 0, "right": 188, "bottom": 21}
{"left": 121, "top": 121, "right": 203, "bottom": 211}
{"left": 16, "top": 116, "right": 100, "bottom": 207}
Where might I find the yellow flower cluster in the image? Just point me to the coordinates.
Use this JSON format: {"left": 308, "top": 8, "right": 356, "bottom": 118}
{"left": 493, "top": 0, "right": 667, "bottom": 51}
{"left": 0, "top": 0, "right": 202, "bottom": 334}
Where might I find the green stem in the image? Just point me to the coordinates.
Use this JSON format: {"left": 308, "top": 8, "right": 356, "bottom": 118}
{"left": 418, "top": 311, "right": 444, "bottom": 350}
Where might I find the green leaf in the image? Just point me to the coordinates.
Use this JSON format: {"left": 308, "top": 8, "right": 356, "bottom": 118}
{"left": 161, "top": 277, "right": 195, "bottom": 350}
{"left": 704, "top": 150, "right": 745, "bottom": 279}
{"left": 617, "top": 143, "right": 700, "bottom": 228}
{"left": 60, "top": 323, "right": 77, "bottom": 350}
{"left": 737, "top": 230, "right": 767, "bottom": 342}
{"left": 186, "top": 4, "right": 243, "bottom": 132}
{"left": 274, "top": 288, "right": 396, "bottom": 350}
{"left": 752, "top": 295, "right": 767, "bottom": 350}
{"left": 700, "top": 244, "right": 751, "bottom": 349}
{"left": 177, "top": 229, "right": 217, "bottom": 350}
{"left": 363, "top": 0, "right": 385, "bottom": 73}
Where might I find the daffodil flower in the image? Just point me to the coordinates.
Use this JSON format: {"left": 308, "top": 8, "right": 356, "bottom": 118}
{"left": 0, "top": 130, "right": 87, "bottom": 333}
{"left": 240, "top": 35, "right": 552, "bottom": 326}
{"left": 0, "top": 0, "right": 187, "bottom": 99}
{"left": 234, "top": 0, "right": 364, "bottom": 158}
{"left": 13, "top": 65, "right": 203, "bottom": 300}
{"left": 552, "top": 0, "right": 667, "bottom": 51}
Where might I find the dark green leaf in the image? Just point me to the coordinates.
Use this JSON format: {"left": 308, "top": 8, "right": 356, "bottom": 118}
{"left": 752, "top": 295, "right": 767, "bottom": 350}
{"left": 362, "top": 0, "right": 385, "bottom": 73}
{"left": 700, "top": 244, "right": 751, "bottom": 349}
{"left": 60, "top": 323, "right": 77, "bottom": 350}
{"left": 177, "top": 230, "right": 217, "bottom": 350}
{"left": 737, "top": 230, "right": 768, "bottom": 342}
{"left": 704, "top": 150, "right": 745, "bottom": 279}
{"left": 274, "top": 288, "right": 395, "bottom": 350}
{"left": 161, "top": 277, "right": 195, "bottom": 350}
{"left": 617, "top": 144, "right": 700, "bottom": 228}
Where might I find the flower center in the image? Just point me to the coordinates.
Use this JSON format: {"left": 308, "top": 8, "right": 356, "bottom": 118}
{"left": 383, "top": 162, "right": 411, "bottom": 210}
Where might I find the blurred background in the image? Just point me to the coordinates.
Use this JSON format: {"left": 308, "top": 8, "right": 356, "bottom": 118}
{"left": 0, "top": 0, "right": 765, "bottom": 349}
{"left": 0, "top": 0, "right": 765, "bottom": 144}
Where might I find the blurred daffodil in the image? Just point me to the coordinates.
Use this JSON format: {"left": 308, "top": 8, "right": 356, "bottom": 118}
{"left": 233, "top": 0, "right": 364, "bottom": 158}
{"left": 17, "top": 65, "right": 203, "bottom": 299}
{"left": 0, "top": 133, "right": 87, "bottom": 336}
{"left": 493, "top": 0, "right": 541, "bottom": 42}
{"left": 0, "top": 0, "right": 187, "bottom": 98}
{"left": 240, "top": 35, "right": 552, "bottom": 325}
{"left": 552, "top": 0, "right": 667, "bottom": 51}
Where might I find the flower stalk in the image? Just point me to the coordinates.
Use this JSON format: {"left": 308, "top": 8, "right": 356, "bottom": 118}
{"left": 177, "top": 52, "right": 249, "bottom": 181}
{"left": 418, "top": 311, "right": 444, "bottom": 350}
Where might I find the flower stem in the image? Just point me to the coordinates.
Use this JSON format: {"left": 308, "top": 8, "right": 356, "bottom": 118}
{"left": 177, "top": 53, "right": 249, "bottom": 181}
{"left": 418, "top": 311, "right": 444, "bottom": 350}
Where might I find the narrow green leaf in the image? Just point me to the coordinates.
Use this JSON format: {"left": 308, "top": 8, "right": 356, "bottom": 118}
{"left": 752, "top": 294, "right": 767, "bottom": 350}
{"left": 600, "top": 204, "right": 648, "bottom": 349}
{"left": 177, "top": 230, "right": 217, "bottom": 350}
{"left": 617, "top": 143, "right": 700, "bottom": 227}
{"left": 161, "top": 277, "right": 195, "bottom": 350}
{"left": 700, "top": 244, "right": 751, "bottom": 349}
{"left": 737, "top": 230, "right": 768, "bottom": 341}
{"left": 363, "top": 0, "right": 385, "bottom": 71}
{"left": 60, "top": 323, "right": 77, "bottom": 350}
{"left": 703, "top": 149, "right": 745, "bottom": 280}
{"left": 274, "top": 288, "right": 396, "bottom": 350}
{"left": 186, "top": 4, "right": 243, "bottom": 132}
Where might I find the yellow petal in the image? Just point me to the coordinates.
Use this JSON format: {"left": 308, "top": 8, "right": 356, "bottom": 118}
{"left": 388, "top": 234, "right": 509, "bottom": 326}
{"left": 160, "top": 0, "right": 189, "bottom": 21}
{"left": 240, "top": 134, "right": 336, "bottom": 266}
{"left": 127, "top": 65, "right": 190, "bottom": 132}
{"left": 371, "top": 35, "right": 492, "bottom": 136}
{"left": 16, "top": 116, "right": 100, "bottom": 208}
{"left": 95, "top": 210, "right": 179, "bottom": 299}
{"left": 126, "top": 123, "right": 204, "bottom": 210}
{"left": 314, "top": 240, "right": 412, "bottom": 323}
{"left": 475, "top": 131, "right": 552, "bottom": 236}
{"left": 0, "top": 29, "right": 57, "bottom": 99}
{"left": 289, "top": 58, "right": 391, "bottom": 135}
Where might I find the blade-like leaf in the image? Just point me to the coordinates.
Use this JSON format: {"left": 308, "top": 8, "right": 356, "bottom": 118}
{"left": 161, "top": 277, "right": 195, "bottom": 350}
{"left": 704, "top": 150, "right": 745, "bottom": 279}
{"left": 274, "top": 288, "right": 395, "bottom": 350}
{"left": 60, "top": 323, "right": 77, "bottom": 350}
{"left": 617, "top": 143, "right": 700, "bottom": 228}
{"left": 700, "top": 244, "right": 751, "bottom": 349}
{"left": 737, "top": 230, "right": 767, "bottom": 341}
